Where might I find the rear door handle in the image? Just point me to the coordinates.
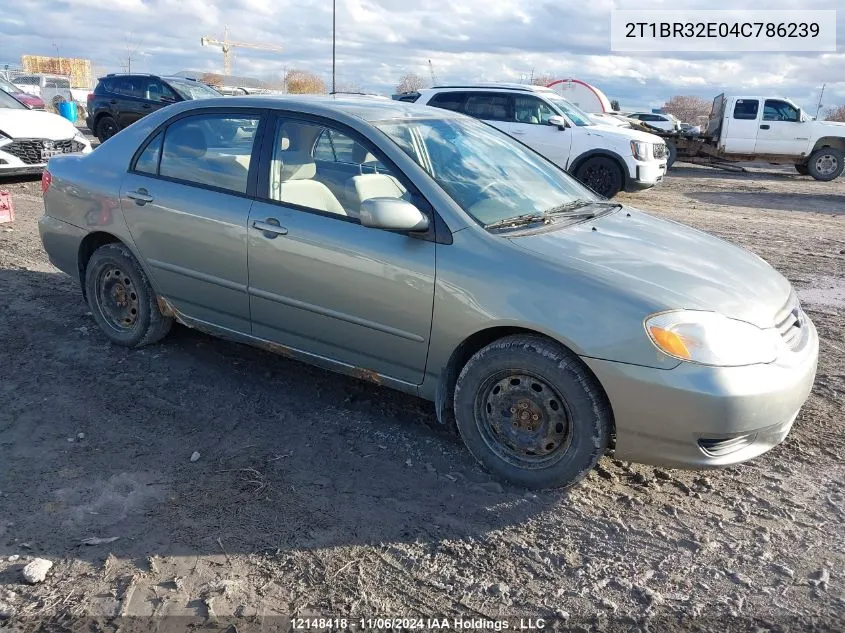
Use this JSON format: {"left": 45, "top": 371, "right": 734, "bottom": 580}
{"left": 126, "top": 189, "right": 154, "bottom": 205}
{"left": 252, "top": 218, "right": 288, "bottom": 238}
{"left": 760, "top": 124, "right": 770, "bottom": 130}
{"left": 142, "top": 104, "right": 152, "bottom": 109}
{"left": 510, "top": 130, "right": 526, "bottom": 135}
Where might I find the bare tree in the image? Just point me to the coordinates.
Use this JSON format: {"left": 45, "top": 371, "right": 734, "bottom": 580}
{"left": 610, "top": 99, "right": 621, "bottom": 111}
{"left": 662, "top": 95, "right": 711, "bottom": 124}
{"left": 284, "top": 69, "right": 327, "bottom": 94}
{"left": 825, "top": 105, "right": 845, "bottom": 122}
{"left": 530, "top": 73, "right": 555, "bottom": 87}
{"left": 395, "top": 72, "right": 427, "bottom": 94}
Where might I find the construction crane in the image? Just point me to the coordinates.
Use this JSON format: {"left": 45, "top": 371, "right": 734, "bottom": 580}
{"left": 200, "top": 26, "right": 283, "bottom": 76}
{"left": 428, "top": 59, "right": 438, "bottom": 87}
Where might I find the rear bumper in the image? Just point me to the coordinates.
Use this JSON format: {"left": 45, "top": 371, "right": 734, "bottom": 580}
{"left": 38, "top": 215, "right": 86, "bottom": 281}
{"left": 583, "top": 317, "right": 819, "bottom": 468}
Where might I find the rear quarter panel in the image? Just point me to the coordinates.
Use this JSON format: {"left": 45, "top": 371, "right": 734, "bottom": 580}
{"left": 41, "top": 107, "right": 183, "bottom": 286}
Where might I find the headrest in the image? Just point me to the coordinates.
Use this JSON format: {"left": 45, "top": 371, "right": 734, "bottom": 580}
{"left": 349, "top": 142, "right": 376, "bottom": 165}
{"left": 278, "top": 151, "right": 317, "bottom": 180}
{"left": 166, "top": 124, "right": 206, "bottom": 159}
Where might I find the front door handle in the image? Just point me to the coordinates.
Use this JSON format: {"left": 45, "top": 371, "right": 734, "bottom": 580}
{"left": 252, "top": 218, "right": 288, "bottom": 238}
{"left": 142, "top": 104, "right": 152, "bottom": 109}
{"left": 760, "top": 124, "right": 770, "bottom": 130}
{"left": 510, "top": 129, "right": 526, "bottom": 135}
{"left": 126, "top": 188, "right": 154, "bottom": 205}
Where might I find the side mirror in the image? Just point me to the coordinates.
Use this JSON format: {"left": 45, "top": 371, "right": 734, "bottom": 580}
{"left": 548, "top": 115, "right": 569, "bottom": 130}
{"left": 360, "top": 198, "right": 429, "bottom": 232}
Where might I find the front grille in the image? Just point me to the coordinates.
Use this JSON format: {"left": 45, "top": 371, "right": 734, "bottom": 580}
{"left": 652, "top": 143, "right": 667, "bottom": 159}
{"left": 1, "top": 138, "right": 84, "bottom": 165}
{"left": 773, "top": 292, "right": 807, "bottom": 351}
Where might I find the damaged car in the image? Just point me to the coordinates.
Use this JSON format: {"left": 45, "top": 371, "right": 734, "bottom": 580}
{"left": 39, "top": 96, "right": 818, "bottom": 489}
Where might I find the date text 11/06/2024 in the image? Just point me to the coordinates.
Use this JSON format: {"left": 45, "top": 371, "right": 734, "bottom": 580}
{"left": 292, "top": 618, "right": 548, "bottom": 630}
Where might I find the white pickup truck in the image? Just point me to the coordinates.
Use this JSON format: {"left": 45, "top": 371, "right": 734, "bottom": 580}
{"left": 644, "top": 94, "right": 845, "bottom": 181}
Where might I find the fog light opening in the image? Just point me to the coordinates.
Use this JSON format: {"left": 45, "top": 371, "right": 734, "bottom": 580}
{"left": 698, "top": 433, "right": 757, "bottom": 457}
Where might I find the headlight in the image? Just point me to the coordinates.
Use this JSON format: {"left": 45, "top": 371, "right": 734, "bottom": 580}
{"left": 630, "top": 140, "right": 650, "bottom": 161}
{"left": 645, "top": 310, "right": 778, "bottom": 366}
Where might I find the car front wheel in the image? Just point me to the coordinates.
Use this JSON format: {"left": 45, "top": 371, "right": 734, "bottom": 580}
{"left": 85, "top": 243, "right": 172, "bottom": 348}
{"left": 807, "top": 148, "right": 844, "bottom": 181}
{"left": 574, "top": 157, "right": 624, "bottom": 198}
{"left": 453, "top": 335, "right": 612, "bottom": 489}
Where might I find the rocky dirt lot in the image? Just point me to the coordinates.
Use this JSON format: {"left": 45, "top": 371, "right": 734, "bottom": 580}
{"left": 0, "top": 162, "right": 843, "bottom": 632}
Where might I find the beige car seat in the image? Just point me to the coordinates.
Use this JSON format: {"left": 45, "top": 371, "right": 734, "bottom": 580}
{"left": 272, "top": 151, "right": 346, "bottom": 216}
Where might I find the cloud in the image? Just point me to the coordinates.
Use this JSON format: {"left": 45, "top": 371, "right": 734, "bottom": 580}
{"left": 1, "top": 0, "right": 843, "bottom": 111}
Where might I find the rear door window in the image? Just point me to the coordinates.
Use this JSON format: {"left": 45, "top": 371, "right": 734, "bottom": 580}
{"left": 733, "top": 99, "right": 759, "bottom": 120}
{"left": 463, "top": 93, "right": 512, "bottom": 121}
{"left": 134, "top": 132, "right": 163, "bottom": 175}
{"left": 158, "top": 113, "right": 260, "bottom": 194}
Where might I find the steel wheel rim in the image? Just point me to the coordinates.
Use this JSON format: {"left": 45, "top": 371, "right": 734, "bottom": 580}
{"left": 95, "top": 265, "right": 139, "bottom": 333}
{"left": 583, "top": 164, "right": 614, "bottom": 196}
{"left": 473, "top": 371, "right": 573, "bottom": 469}
{"left": 815, "top": 154, "right": 838, "bottom": 176}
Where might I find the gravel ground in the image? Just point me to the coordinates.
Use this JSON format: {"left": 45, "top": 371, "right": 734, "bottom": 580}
{"left": 0, "top": 161, "right": 843, "bottom": 632}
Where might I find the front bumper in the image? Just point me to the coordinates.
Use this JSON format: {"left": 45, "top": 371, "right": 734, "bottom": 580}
{"left": 583, "top": 317, "right": 819, "bottom": 468}
{"left": 626, "top": 159, "right": 667, "bottom": 191}
{"left": 0, "top": 138, "right": 91, "bottom": 176}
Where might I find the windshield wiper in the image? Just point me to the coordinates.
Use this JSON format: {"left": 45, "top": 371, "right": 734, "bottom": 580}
{"left": 484, "top": 213, "right": 551, "bottom": 230}
{"left": 545, "top": 200, "right": 622, "bottom": 216}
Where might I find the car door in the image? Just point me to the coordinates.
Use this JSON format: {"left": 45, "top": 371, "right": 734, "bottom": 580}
{"left": 246, "top": 113, "right": 436, "bottom": 385}
{"left": 723, "top": 98, "right": 760, "bottom": 153}
{"left": 113, "top": 77, "right": 148, "bottom": 128}
{"left": 754, "top": 99, "right": 804, "bottom": 155}
{"left": 509, "top": 94, "right": 573, "bottom": 169}
{"left": 143, "top": 79, "right": 178, "bottom": 116}
{"left": 120, "top": 108, "right": 264, "bottom": 333}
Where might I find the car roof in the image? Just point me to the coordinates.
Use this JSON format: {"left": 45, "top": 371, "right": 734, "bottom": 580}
{"left": 173, "top": 94, "right": 463, "bottom": 123}
{"left": 426, "top": 83, "right": 555, "bottom": 93}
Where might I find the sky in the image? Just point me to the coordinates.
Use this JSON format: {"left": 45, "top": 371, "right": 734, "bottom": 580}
{"left": 1, "top": 0, "right": 844, "bottom": 114}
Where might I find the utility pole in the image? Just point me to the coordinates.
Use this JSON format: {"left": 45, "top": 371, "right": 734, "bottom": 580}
{"left": 332, "top": 0, "right": 336, "bottom": 93}
{"left": 815, "top": 83, "right": 826, "bottom": 119}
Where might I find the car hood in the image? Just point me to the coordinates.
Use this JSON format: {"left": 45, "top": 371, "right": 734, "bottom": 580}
{"left": 508, "top": 208, "right": 791, "bottom": 328}
{"left": 582, "top": 123, "right": 665, "bottom": 145}
{"left": 0, "top": 109, "right": 78, "bottom": 140}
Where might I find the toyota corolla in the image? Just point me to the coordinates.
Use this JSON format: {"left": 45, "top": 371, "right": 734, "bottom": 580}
{"left": 38, "top": 96, "right": 818, "bottom": 489}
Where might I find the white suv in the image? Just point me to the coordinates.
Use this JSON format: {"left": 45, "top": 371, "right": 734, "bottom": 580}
{"left": 410, "top": 84, "right": 667, "bottom": 198}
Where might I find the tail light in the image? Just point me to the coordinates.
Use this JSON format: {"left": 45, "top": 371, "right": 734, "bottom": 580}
{"left": 41, "top": 170, "right": 52, "bottom": 195}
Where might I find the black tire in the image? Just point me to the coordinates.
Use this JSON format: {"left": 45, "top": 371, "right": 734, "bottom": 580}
{"left": 453, "top": 335, "right": 612, "bottom": 489}
{"left": 574, "top": 156, "right": 624, "bottom": 199}
{"left": 794, "top": 164, "right": 809, "bottom": 175}
{"left": 95, "top": 115, "right": 118, "bottom": 143}
{"left": 807, "top": 147, "right": 845, "bottom": 181}
{"left": 84, "top": 243, "right": 172, "bottom": 348}
{"left": 666, "top": 141, "right": 678, "bottom": 170}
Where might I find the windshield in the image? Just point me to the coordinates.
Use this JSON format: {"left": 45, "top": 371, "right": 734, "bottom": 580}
{"left": 544, "top": 94, "right": 594, "bottom": 126}
{"left": 165, "top": 79, "right": 222, "bottom": 100}
{"left": 0, "top": 87, "right": 26, "bottom": 109}
{"left": 375, "top": 116, "right": 595, "bottom": 227}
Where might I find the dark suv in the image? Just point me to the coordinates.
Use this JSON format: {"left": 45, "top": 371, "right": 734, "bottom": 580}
{"left": 86, "top": 74, "right": 222, "bottom": 142}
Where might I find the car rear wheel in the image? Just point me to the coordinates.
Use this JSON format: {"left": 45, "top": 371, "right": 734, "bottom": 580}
{"left": 453, "top": 335, "right": 612, "bottom": 489}
{"left": 95, "top": 115, "right": 118, "bottom": 143}
{"left": 574, "top": 156, "right": 624, "bottom": 198}
{"left": 807, "top": 147, "right": 845, "bottom": 181}
{"left": 85, "top": 243, "right": 172, "bottom": 348}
